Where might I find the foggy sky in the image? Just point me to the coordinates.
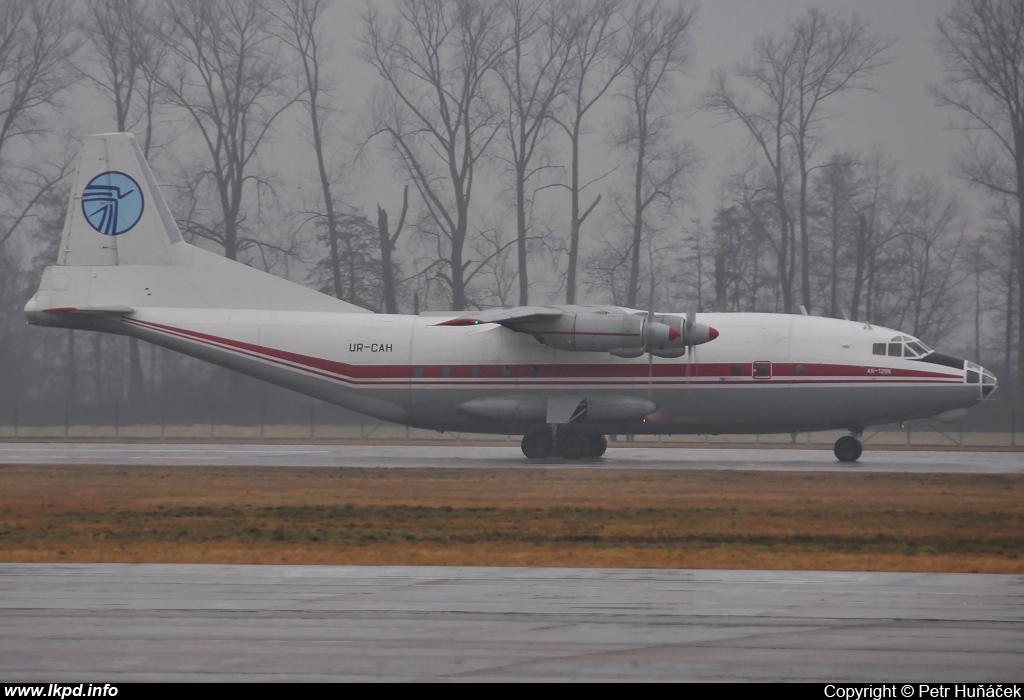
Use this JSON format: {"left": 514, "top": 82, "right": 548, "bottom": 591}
{"left": 290, "top": 0, "right": 965, "bottom": 227}
{"left": 54, "top": 0, "right": 965, "bottom": 245}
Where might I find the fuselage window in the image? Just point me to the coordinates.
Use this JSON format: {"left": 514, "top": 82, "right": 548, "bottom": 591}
{"left": 888, "top": 343, "right": 902, "bottom": 357}
{"left": 470, "top": 365, "right": 482, "bottom": 377}
{"left": 499, "top": 365, "right": 512, "bottom": 377}
{"left": 412, "top": 367, "right": 424, "bottom": 378}
{"left": 441, "top": 365, "right": 453, "bottom": 377}
{"left": 752, "top": 361, "right": 771, "bottom": 377}
{"left": 873, "top": 343, "right": 886, "bottom": 356}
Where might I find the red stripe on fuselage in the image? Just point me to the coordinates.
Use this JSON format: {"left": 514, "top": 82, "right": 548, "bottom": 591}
{"left": 123, "top": 318, "right": 961, "bottom": 385}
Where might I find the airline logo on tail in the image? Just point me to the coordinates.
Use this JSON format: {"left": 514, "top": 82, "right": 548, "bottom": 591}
{"left": 81, "top": 171, "right": 144, "bottom": 236}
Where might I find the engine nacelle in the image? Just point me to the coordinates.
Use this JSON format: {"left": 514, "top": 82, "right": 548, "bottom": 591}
{"left": 651, "top": 347, "right": 687, "bottom": 359}
{"left": 526, "top": 313, "right": 676, "bottom": 352}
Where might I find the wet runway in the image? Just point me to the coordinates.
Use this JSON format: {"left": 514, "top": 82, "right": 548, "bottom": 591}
{"left": 0, "top": 442, "right": 1021, "bottom": 473}
{"left": 1, "top": 564, "right": 1021, "bottom": 682}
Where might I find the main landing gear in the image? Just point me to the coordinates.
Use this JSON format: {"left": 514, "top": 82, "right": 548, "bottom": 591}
{"left": 521, "top": 428, "right": 607, "bottom": 460}
{"left": 833, "top": 430, "right": 864, "bottom": 463}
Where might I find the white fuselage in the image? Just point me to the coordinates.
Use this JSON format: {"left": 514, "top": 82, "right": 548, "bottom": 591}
{"left": 104, "top": 307, "right": 987, "bottom": 436}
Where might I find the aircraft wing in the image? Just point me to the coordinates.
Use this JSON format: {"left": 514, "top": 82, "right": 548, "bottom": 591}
{"left": 435, "top": 306, "right": 564, "bottom": 327}
{"left": 434, "top": 304, "right": 716, "bottom": 356}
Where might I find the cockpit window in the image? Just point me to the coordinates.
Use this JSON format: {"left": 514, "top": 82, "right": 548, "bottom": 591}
{"left": 873, "top": 336, "right": 932, "bottom": 359}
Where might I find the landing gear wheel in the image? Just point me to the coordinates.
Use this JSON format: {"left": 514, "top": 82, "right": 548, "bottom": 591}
{"left": 585, "top": 433, "right": 608, "bottom": 458}
{"left": 521, "top": 431, "right": 552, "bottom": 459}
{"left": 556, "top": 431, "right": 588, "bottom": 460}
{"left": 834, "top": 435, "right": 863, "bottom": 463}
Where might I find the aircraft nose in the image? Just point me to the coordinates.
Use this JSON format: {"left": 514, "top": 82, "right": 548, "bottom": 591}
{"left": 963, "top": 360, "right": 998, "bottom": 400}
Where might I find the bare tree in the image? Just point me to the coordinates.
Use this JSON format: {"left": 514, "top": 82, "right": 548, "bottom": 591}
{"left": 0, "top": 0, "right": 77, "bottom": 252}
{"left": 711, "top": 203, "right": 763, "bottom": 312}
{"left": 809, "top": 151, "right": 862, "bottom": 318}
{"left": 83, "top": 0, "right": 171, "bottom": 404}
{"left": 981, "top": 196, "right": 1019, "bottom": 380}
{"left": 361, "top": 0, "right": 511, "bottom": 310}
{"left": 469, "top": 221, "right": 520, "bottom": 307}
{"left": 274, "top": 0, "right": 351, "bottom": 299}
{"left": 705, "top": 40, "right": 798, "bottom": 312}
{"left": 158, "top": 0, "right": 299, "bottom": 261}
{"left": 308, "top": 211, "right": 385, "bottom": 310}
{"left": 552, "top": 0, "right": 634, "bottom": 304}
{"left": 376, "top": 185, "right": 409, "bottom": 314}
{"left": 614, "top": 0, "right": 698, "bottom": 308}
{"left": 705, "top": 9, "right": 890, "bottom": 314}
{"left": 0, "top": 0, "right": 77, "bottom": 163}
{"left": 494, "top": 0, "right": 576, "bottom": 305}
{"left": 826, "top": 149, "right": 910, "bottom": 324}
{"left": 83, "top": 0, "right": 152, "bottom": 133}
{"left": 935, "top": 0, "right": 1024, "bottom": 403}
{"left": 788, "top": 10, "right": 892, "bottom": 313}
{"left": 713, "top": 166, "right": 783, "bottom": 313}
{"left": 886, "top": 178, "right": 968, "bottom": 341}
{"left": 670, "top": 219, "right": 713, "bottom": 312}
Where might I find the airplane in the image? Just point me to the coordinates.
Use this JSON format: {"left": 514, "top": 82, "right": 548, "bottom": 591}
{"left": 24, "top": 133, "right": 998, "bottom": 462}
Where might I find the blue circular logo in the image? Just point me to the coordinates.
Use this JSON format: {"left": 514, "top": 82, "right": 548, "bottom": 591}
{"left": 81, "top": 171, "right": 144, "bottom": 236}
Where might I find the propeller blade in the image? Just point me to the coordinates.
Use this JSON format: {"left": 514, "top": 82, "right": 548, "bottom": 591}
{"left": 686, "top": 307, "right": 697, "bottom": 384}
{"left": 648, "top": 344, "right": 654, "bottom": 400}
{"left": 647, "top": 309, "right": 654, "bottom": 400}
{"left": 647, "top": 280, "right": 655, "bottom": 400}
{"left": 686, "top": 337, "right": 691, "bottom": 384}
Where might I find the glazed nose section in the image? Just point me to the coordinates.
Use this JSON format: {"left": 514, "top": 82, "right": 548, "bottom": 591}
{"left": 980, "top": 367, "right": 998, "bottom": 399}
{"left": 965, "top": 361, "right": 998, "bottom": 399}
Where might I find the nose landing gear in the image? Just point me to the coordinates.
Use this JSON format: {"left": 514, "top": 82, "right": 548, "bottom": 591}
{"left": 834, "top": 429, "right": 864, "bottom": 463}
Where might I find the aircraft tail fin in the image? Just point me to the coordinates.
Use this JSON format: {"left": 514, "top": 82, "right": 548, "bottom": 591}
{"left": 27, "top": 132, "right": 369, "bottom": 317}
{"left": 57, "top": 132, "right": 184, "bottom": 266}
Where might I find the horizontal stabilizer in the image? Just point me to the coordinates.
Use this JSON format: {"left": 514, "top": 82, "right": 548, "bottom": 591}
{"left": 42, "top": 305, "right": 134, "bottom": 315}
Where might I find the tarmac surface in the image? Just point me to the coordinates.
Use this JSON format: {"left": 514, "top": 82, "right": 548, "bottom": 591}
{"left": 3, "top": 445, "right": 1021, "bottom": 681}
{"left": 0, "top": 442, "right": 1021, "bottom": 473}
{"left": 1, "top": 564, "right": 1021, "bottom": 682}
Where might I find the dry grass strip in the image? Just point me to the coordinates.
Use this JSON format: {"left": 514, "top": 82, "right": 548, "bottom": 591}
{"left": 1, "top": 465, "right": 1021, "bottom": 572}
